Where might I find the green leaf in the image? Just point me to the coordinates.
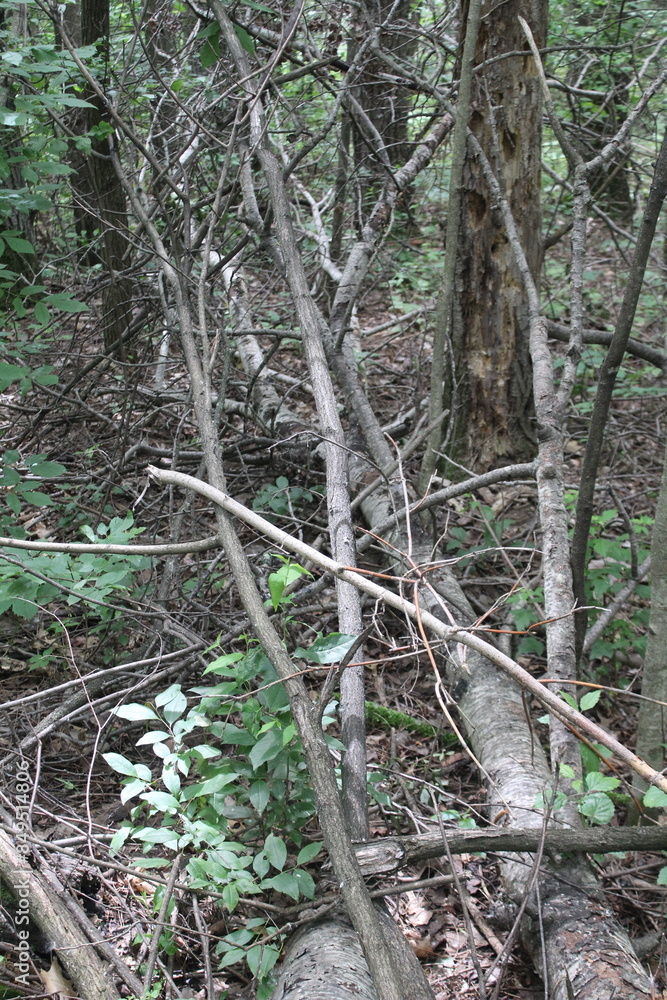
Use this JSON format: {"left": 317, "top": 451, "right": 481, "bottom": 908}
{"left": 19, "top": 491, "right": 52, "bottom": 506}
{"left": 267, "top": 561, "right": 309, "bottom": 610}
{"left": 216, "top": 724, "right": 257, "bottom": 747}
{"left": 234, "top": 22, "right": 255, "bottom": 54}
{"left": 53, "top": 95, "right": 95, "bottom": 108}
{"left": 643, "top": 786, "right": 667, "bottom": 809}
{"left": 163, "top": 768, "right": 181, "bottom": 795}
{"left": 219, "top": 946, "right": 246, "bottom": 967}
{"left": 292, "top": 868, "right": 315, "bottom": 899}
{"left": 196, "top": 771, "right": 239, "bottom": 795}
{"left": 4, "top": 236, "right": 34, "bottom": 254}
{"left": 112, "top": 704, "right": 160, "bottom": 722}
{"left": 31, "top": 366, "right": 58, "bottom": 385}
{"left": 584, "top": 772, "right": 620, "bottom": 793}
{"left": 253, "top": 851, "right": 270, "bottom": 878}
{"left": 579, "top": 792, "right": 615, "bottom": 825}
{"left": 249, "top": 729, "right": 283, "bottom": 769}
{"left": 27, "top": 460, "right": 66, "bottom": 477}
{"left": 580, "top": 689, "right": 601, "bottom": 712}
{"left": 204, "top": 651, "right": 244, "bottom": 675}
{"left": 43, "top": 293, "right": 89, "bottom": 313}
{"left": 222, "top": 884, "right": 239, "bottom": 913}
{"left": 136, "top": 730, "right": 172, "bottom": 745}
{"left": 133, "top": 827, "right": 179, "bottom": 846}
{"left": 263, "top": 834, "right": 287, "bottom": 871}
{"left": 190, "top": 744, "right": 221, "bottom": 759}
{"left": 120, "top": 778, "right": 149, "bottom": 804}
{"left": 199, "top": 22, "right": 220, "bottom": 67}
{"left": 580, "top": 742, "right": 611, "bottom": 773}
{"left": 297, "top": 632, "right": 357, "bottom": 664}
{"left": 261, "top": 871, "right": 299, "bottom": 901}
{"left": 0, "top": 467, "right": 21, "bottom": 487}
{"left": 156, "top": 684, "right": 187, "bottom": 722}
{"left": 248, "top": 779, "right": 270, "bottom": 815}
{"left": 657, "top": 867, "right": 667, "bottom": 886}
{"left": 296, "top": 842, "right": 322, "bottom": 865}
{"left": 109, "top": 825, "right": 132, "bottom": 852}
{"left": 0, "top": 362, "right": 25, "bottom": 391}
{"left": 141, "top": 791, "right": 181, "bottom": 811}
{"left": 246, "top": 942, "right": 280, "bottom": 978}
{"left": 10, "top": 596, "right": 34, "bottom": 616}
{"left": 102, "top": 752, "right": 137, "bottom": 777}
{"left": 0, "top": 110, "right": 28, "bottom": 126}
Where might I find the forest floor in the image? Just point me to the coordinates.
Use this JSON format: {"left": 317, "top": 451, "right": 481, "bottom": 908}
{"left": 1, "top": 217, "right": 666, "bottom": 999}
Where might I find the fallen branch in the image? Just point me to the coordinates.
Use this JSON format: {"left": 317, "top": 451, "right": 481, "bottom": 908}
{"left": 546, "top": 320, "right": 666, "bottom": 371}
{"left": 0, "top": 534, "right": 220, "bottom": 555}
{"left": 353, "top": 825, "right": 667, "bottom": 876}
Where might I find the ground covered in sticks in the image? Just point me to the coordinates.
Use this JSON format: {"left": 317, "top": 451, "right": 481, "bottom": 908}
{"left": 1, "top": 215, "right": 666, "bottom": 999}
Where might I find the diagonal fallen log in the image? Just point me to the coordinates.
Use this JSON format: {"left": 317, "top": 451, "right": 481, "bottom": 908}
{"left": 0, "top": 829, "right": 124, "bottom": 1000}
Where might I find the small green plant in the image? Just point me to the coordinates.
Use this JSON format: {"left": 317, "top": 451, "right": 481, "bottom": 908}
{"left": 252, "top": 477, "right": 323, "bottom": 522}
{"left": 580, "top": 504, "right": 652, "bottom": 661}
{"left": 0, "top": 513, "right": 149, "bottom": 620}
{"left": 508, "top": 498, "right": 653, "bottom": 663}
{"left": 104, "top": 631, "right": 355, "bottom": 992}
{"left": 265, "top": 555, "right": 310, "bottom": 611}
{"left": 535, "top": 690, "right": 625, "bottom": 826}
{"left": 0, "top": 450, "right": 65, "bottom": 518}
{"left": 641, "top": 787, "right": 667, "bottom": 887}
{"left": 445, "top": 500, "right": 517, "bottom": 560}
{"left": 556, "top": 761, "right": 620, "bottom": 826}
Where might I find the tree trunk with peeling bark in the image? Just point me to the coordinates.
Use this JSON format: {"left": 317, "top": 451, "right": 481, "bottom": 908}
{"left": 450, "top": 0, "right": 545, "bottom": 468}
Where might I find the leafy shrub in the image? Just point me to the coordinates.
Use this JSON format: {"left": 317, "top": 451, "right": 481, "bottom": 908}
{"left": 0, "top": 514, "right": 149, "bottom": 619}
{"left": 104, "top": 631, "right": 356, "bottom": 993}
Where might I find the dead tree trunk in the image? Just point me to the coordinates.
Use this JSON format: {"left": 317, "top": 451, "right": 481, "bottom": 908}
{"left": 449, "top": 0, "right": 545, "bottom": 467}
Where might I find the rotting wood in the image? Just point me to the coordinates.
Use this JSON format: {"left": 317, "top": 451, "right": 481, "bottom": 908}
{"left": 0, "top": 829, "right": 121, "bottom": 1000}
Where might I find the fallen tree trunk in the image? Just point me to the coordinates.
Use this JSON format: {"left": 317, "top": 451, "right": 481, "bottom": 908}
{"left": 269, "top": 909, "right": 429, "bottom": 1000}
{"left": 353, "top": 825, "right": 667, "bottom": 875}
{"left": 270, "top": 918, "right": 376, "bottom": 1000}
{"left": 0, "top": 829, "right": 122, "bottom": 1000}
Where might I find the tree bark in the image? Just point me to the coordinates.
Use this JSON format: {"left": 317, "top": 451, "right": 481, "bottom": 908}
{"left": 65, "top": 0, "right": 132, "bottom": 353}
{"left": 450, "top": 0, "right": 546, "bottom": 467}
{"left": 0, "top": 829, "right": 121, "bottom": 1000}
{"left": 634, "top": 441, "right": 667, "bottom": 801}
{"left": 270, "top": 919, "right": 377, "bottom": 1000}
{"left": 349, "top": 0, "right": 417, "bottom": 221}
